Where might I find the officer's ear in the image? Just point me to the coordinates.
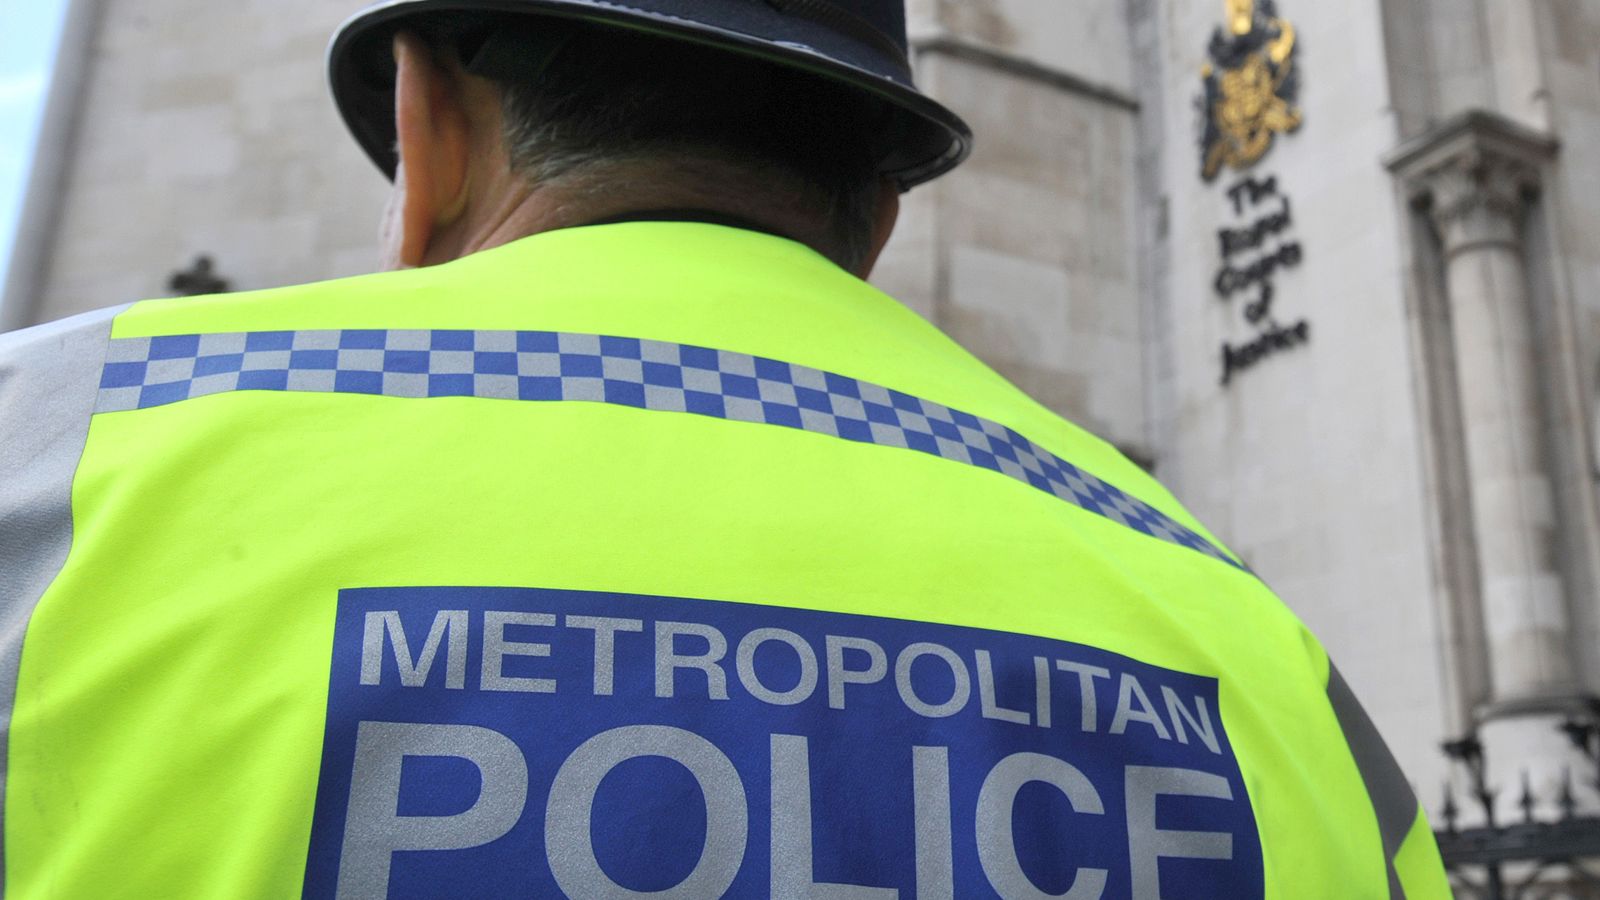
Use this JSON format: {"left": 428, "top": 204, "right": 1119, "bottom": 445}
{"left": 856, "top": 178, "right": 902, "bottom": 279}
{"left": 388, "top": 31, "right": 473, "bottom": 268}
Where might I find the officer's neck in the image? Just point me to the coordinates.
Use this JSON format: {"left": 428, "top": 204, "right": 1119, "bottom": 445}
{"left": 429, "top": 161, "right": 855, "bottom": 273}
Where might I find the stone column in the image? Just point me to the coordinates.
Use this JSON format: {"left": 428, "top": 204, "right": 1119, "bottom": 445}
{"left": 1389, "top": 111, "right": 1583, "bottom": 821}
{"left": 1411, "top": 119, "right": 1570, "bottom": 708}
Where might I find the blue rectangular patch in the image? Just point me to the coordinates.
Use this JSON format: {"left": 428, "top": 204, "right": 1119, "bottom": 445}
{"left": 304, "top": 588, "right": 1262, "bottom": 898}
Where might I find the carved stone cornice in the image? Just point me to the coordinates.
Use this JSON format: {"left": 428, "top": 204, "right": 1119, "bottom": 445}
{"left": 1385, "top": 110, "right": 1559, "bottom": 258}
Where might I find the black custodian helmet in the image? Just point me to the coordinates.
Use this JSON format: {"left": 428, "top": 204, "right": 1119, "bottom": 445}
{"left": 327, "top": 0, "right": 973, "bottom": 190}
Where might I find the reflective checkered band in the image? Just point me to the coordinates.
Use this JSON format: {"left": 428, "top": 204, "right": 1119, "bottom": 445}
{"left": 96, "top": 329, "right": 1240, "bottom": 568}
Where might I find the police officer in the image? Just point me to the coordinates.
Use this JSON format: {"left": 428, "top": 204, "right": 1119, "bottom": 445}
{"left": 0, "top": 0, "right": 1449, "bottom": 897}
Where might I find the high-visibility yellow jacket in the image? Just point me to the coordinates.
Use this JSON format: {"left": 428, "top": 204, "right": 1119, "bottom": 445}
{"left": 0, "top": 222, "right": 1447, "bottom": 898}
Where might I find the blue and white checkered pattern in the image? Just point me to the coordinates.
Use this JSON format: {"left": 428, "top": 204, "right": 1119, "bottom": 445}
{"left": 97, "top": 329, "right": 1240, "bottom": 569}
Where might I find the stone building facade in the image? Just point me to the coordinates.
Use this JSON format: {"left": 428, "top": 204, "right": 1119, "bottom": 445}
{"left": 8, "top": 0, "right": 1600, "bottom": 873}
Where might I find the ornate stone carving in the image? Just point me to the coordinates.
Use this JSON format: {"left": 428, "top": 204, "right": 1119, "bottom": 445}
{"left": 1386, "top": 110, "right": 1558, "bottom": 258}
{"left": 168, "top": 256, "right": 231, "bottom": 297}
{"left": 1418, "top": 149, "right": 1540, "bottom": 257}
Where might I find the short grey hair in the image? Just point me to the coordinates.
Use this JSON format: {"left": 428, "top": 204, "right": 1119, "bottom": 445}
{"left": 451, "top": 19, "right": 884, "bottom": 269}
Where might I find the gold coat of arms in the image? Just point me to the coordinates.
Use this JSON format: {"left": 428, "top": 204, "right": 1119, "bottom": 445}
{"left": 1199, "top": 0, "right": 1303, "bottom": 181}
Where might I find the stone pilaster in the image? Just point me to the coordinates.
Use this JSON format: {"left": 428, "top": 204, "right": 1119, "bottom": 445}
{"left": 1388, "top": 110, "right": 1586, "bottom": 820}
{"left": 1395, "top": 114, "right": 1570, "bottom": 709}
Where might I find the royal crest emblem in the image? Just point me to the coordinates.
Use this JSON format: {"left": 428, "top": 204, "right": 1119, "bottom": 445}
{"left": 1198, "top": 0, "right": 1303, "bottom": 181}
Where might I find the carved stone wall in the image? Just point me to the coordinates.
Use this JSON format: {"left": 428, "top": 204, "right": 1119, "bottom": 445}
{"left": 4, "top": 0, "right": 389, "bottom": 328}
{"left": 877, "top": 1, "right": 1148, "bottom": 454}
{"left": 1379, "top": 0, "right": 1600, "bottom": 828}
{"left": 1137, "top": 0, "right": 1451, "bottom": 800}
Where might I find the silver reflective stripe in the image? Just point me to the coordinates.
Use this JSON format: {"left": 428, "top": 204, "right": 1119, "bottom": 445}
{"left": 0, "top": 305, "right": 123, "bottom": 893}
{"left": 1327, "top": 663, "right": 1416, "bottom": 899}
{"left": 93, "top": 328, "right": 1244, "bottom": 570}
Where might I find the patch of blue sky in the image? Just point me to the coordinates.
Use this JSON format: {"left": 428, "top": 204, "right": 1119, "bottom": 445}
{"left": 0, "top": 0, "right": 72, "bottom": 288}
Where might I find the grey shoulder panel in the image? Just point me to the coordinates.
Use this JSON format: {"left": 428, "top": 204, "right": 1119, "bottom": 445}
{"left": 0, "top": 305, "right": 125, "bottom": 892}
{"left": 1327, "top": 662, "right": 1418, "bottom": 899}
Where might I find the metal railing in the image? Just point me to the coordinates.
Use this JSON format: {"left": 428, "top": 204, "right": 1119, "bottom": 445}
{"left": 1437, "top": 724, "right": 1600, "bottom": 899}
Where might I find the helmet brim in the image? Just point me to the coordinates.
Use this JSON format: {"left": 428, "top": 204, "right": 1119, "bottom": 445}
{"left": 327, "top": 0, "right": 972, "bottom": 190}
